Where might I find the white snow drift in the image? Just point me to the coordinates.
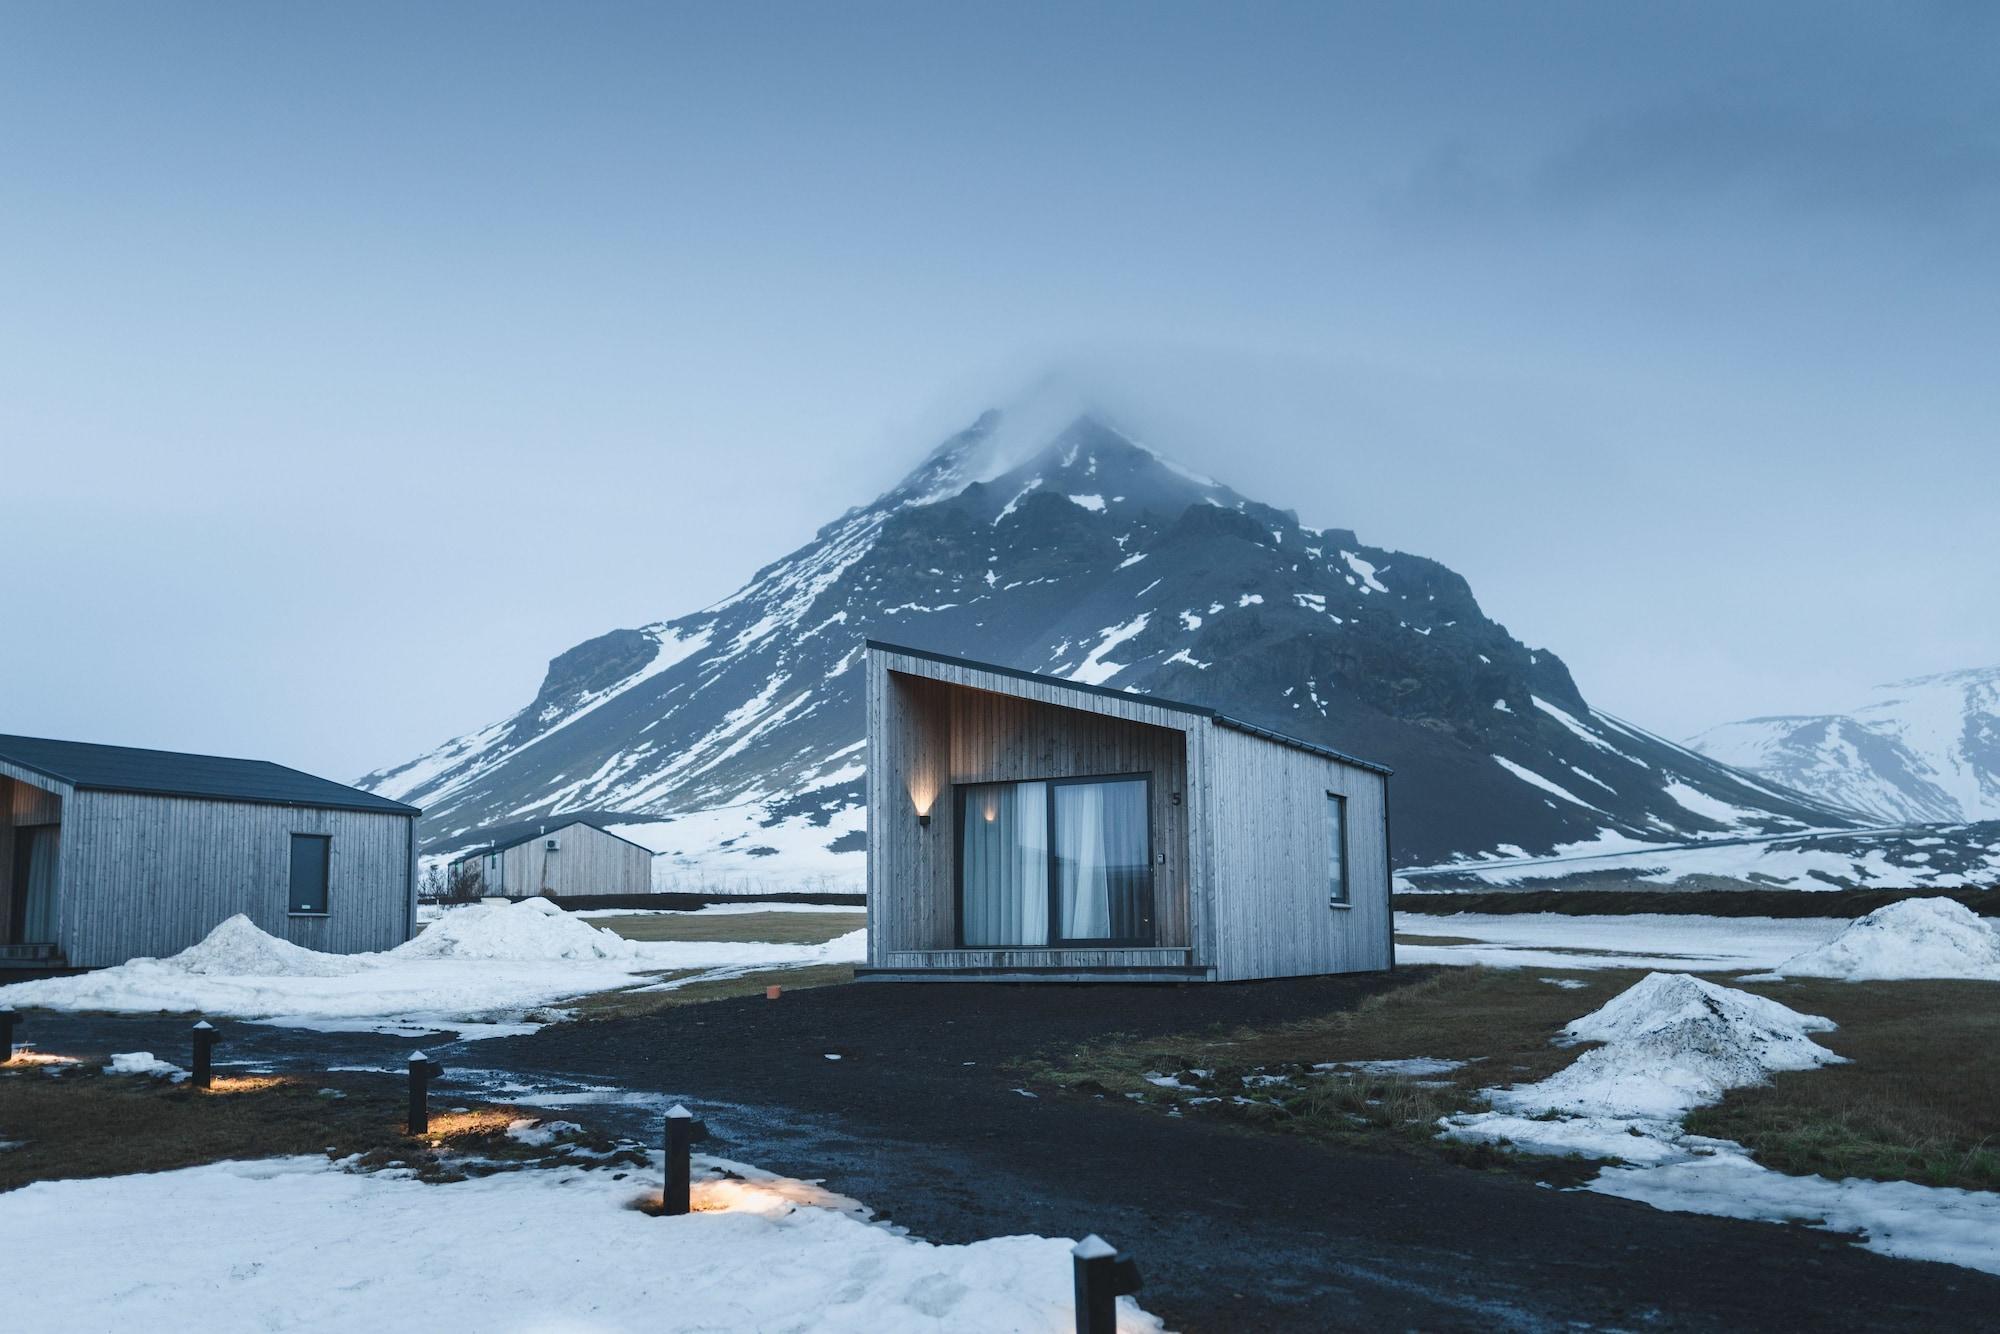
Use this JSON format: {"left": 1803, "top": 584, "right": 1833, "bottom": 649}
{"left": 0, "top": 1155, "right": 1162, "bottom": 1333}
{"left": 1759, "top": 897, "right": 2000, "bottom": 982}
{"left": 0, "top": 899, "right": 866, "bottom": 1034}
{"left": 1444, "top": 973, "right": 1844, "bottom": 1155}
{"left": 1444, "top": 972, "right": 2000, "bottom": 1276}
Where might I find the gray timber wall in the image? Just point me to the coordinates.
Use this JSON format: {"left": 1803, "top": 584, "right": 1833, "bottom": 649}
{"left": 57, "top": 791, "right": 415, "bottom": 967}
{"left": 493, "top": 823, "right": 653, "bottom": 897}
{"left": 1201, "top": 725, "right": 1393, "bottom": 980}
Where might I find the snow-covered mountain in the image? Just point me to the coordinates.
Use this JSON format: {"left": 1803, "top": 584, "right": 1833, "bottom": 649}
{"left": 363, "top": 410, "right": 1861, "bottom": 887}
{"left": 1690, "top": 667, "right": 2000, "bottom": 825}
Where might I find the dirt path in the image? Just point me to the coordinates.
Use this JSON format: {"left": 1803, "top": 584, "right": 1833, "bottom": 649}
{"left": 22, "top": 973, "right": 1999, "bottom": 1330}
{"left": 478, "top": 971, "right": 1998, "bottom": 1332}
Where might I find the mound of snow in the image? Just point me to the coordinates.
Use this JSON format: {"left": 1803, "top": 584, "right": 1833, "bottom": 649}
{"left": 1765, "top": 898, "right": 2000, "bottom": 982}
{"left": 392, "top": 897, "right": 638, "bottom": 963}
{"left": 1489, "top": 972, "right": 1843, "bottom": 1121}
{"left": 164, "top": 915, "right": 375, "bottom": 978}
{"left": 104, "top": 1052, "right": 186, "bottom": 1080}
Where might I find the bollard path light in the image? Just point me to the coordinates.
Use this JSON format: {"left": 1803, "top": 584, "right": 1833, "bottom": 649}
{"left": 406, "top": 1051, "right": 445, "bottom": 1135}
{"left": 1071, "top": 1234, "right": 1143, "bottom": 1334}
{"left": 662, "top": 1104, "right": 710, "bottom": 1217}
{"left": 0, "top": 1008, "right": 17, "bottom": 1064}
{"left": 191, "top": 1021, "right": 218, "bottom": 1090}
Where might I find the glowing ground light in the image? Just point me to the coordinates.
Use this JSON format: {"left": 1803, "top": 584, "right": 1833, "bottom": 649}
{"left": 418, "top": 1109, "right": 519, "bottom": 1142}
{"left": 202, "top": 1075, "right": 287, "bottom": 1095}
{"left": 2, "top": 1050, "right": 81, "bottom": 1069}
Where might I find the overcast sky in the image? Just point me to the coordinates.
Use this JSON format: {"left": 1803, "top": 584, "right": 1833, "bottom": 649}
{"left": 3, "top": 2, "right": 1995, "bottom": 781}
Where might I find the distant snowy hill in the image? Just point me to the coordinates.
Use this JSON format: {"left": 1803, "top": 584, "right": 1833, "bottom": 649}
{"left": 1690, "top": 668, "right": 2000, "bottom": 826}
{"left": 1402, "top": 821, "right": 2000, "bottom": 893}
{"left": 363, "top": 410, "right": 1862, "bottom": 888}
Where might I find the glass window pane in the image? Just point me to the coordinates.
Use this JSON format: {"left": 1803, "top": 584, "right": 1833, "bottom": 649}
{"left": 1328, "top": 796, "right": 1347, "bottom": 905}
{"left": 290, "top": 835, "right": 329, "bottom": 914}
{"left": 1055, "top": 779, "right": 1151, "bottom": 942}
{"left": 959, "top": 781, "right": 1048, "bottom": 947}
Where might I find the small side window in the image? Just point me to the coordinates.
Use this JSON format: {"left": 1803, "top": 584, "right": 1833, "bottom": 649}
{"left": 1327, "top": 794, "right": 1348, "bottom": 907}
{"left": 290, "top": 834, "right": 331, "bottom": 915}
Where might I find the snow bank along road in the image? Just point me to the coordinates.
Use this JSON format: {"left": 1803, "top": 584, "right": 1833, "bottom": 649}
{"left": 0, "top": 1153, "right": 1161, "bottom": 1333}
{"left": 0, "top": 898, "right": 866, "bottom": 1036}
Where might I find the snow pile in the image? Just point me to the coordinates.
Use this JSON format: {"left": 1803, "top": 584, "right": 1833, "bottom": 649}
{"left": 1515, "top": 972, "right": 1845, "bottom": 1120}
{"left": 156, "top": 914, "right": 373, "bottom": 978}
{"left": 104, "top": 1052, "right": 187, "bottom": 1080}
{"left": 391, "top": 897, "right": 639, "bottom": 963}
{"left": 1762, "top": 898, "right": 2000, "bottom": 981}
{"left": 0, "top": 903, "right": 866, "bottom": 1036}
{"left": 1443, "top": 973, "right": 1842, "bottom": 1157}
{"left": 0, "top": 1156, "right": 1164, "bottom": 1332}
{"left": 1441, "top": 973, "right": 2000, "bottom": 1275}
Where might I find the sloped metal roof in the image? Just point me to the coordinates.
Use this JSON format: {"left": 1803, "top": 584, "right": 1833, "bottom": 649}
{"left": 0, "top": 733, "right": 420, "bottom": 816}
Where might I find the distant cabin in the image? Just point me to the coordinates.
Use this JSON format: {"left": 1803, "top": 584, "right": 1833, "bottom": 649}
{"left": 0, "top": 734, "right": 420, "bottom": 970}
{"left": 860, "top": 642, "right": 1394, "bottom": 983}
{"left": 447, "top": 820, "right": 654, "bottom": 899}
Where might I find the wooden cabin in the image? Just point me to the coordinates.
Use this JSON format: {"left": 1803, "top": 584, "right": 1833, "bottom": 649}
{"left": 0, "top": 734, "right": 420, "bottom": 969}
{"left": 859, "top": 642, "right": 1394, "bottom": 983}
{"left": 447, "top": 819, "right": 654, "bottom": 899}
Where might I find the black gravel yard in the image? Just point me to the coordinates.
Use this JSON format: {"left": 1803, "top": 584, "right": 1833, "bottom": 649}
{"left": 473, "top": 971, "right": 2000, "bottom": 1333}
{"left": 17, "top": 972, "right": 2000, "bottom": 1332}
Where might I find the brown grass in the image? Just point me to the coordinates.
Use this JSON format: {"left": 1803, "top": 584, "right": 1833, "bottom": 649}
{"left": 1030, "top": 966, "right": 2000, "bottom": 1190}
{"left": 1023, "top": 967, "right": 1629, "bottom": 1172}
{"left": 566, "top": 963, "right": 857, "bottom": 1020}
{"left": 0, "top": 1064, "right": 644, "bottom": 1192}
{"left": 1691, "top": 978, "right": 2000, "bottom": 1191}
{"left": 595, "top": 911, "right": 862, "bottom": 945}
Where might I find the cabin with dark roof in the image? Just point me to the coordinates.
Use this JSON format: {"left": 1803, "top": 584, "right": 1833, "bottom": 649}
{"left": 860, "top": 642, "right": 1394, "bottom": 983}
{"left": 446, "top": 819, "right": 654, "bottom": 899}
{"left": 0, "top": 734, "right": 420, "bottom": 969}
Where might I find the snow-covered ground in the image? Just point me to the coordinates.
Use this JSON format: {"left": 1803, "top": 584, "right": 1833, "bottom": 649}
{"left": 1400, "top": 822, "right": 2000, "bottom": 892}
{"left": 1397, "top": 912, "right": 1846, "bottom": 971}
{"left": 1440, "top": 971, "right": 2000, "bottom": 1276}
{"left": 0, "top": 900, "right": 866, "bottom": 1036}
{"left": 0, "top": 1152, "right": 1161, "bottom": 1333}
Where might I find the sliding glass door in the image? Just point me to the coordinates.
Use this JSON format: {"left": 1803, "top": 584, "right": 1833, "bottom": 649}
{"left": 958, "top": 775, "right": 1153, "bottom": 947}
{"left": 959, "top": 781, "right": 1050, "bottom": 947}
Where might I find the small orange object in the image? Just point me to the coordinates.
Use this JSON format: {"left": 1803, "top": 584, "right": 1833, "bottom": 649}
{"left": 765, "top": 985, "right": 782, "bottom": 1000}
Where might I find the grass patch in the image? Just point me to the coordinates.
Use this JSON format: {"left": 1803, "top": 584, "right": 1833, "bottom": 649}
{"left": 1029, "top": 965, "right": 2000, "bottom": 1192}
{"left": 1021, "top": 966, "right": 1630, "bottom": 1172}
{"left": 567, "top": 963, "right": 857, "bottom": 1020}
{"left": 0, "top": 1062, "right": 642, "bottom": 1192}
{"left": 1691, "top": 978, "right": 2000, "bottom": 1192}
{"left": 595, "top": 911, "right": 861, "bottom": 946}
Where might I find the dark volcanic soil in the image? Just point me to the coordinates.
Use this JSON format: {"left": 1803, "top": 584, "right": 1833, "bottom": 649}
{"left": 474, "top": 972, "right": 1997, "bottom": 1333}
{"left": 23, "top": 973, "right": 1999, "bottom": 1331}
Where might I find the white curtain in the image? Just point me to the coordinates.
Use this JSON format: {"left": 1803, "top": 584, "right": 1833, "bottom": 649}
{"left": 17, "top": 826, "right": 59, "bottom": 943}
{"left": 960, "top": 781, "right": 1048, "bottom": 946}
{"left": 1055, "top": 779, "right": 1149, "bottom": 941}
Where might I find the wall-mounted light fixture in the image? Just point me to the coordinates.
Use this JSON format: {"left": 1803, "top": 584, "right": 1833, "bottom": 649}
{"left": 909, "top": 781, "right": 937, "bottom": 829}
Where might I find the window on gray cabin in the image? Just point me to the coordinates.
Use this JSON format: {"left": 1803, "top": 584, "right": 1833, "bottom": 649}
{"left": 290, "top": 834, "right": 331, "bottom": 914}
{"left": 1327, "top": 794, "right": 1348, "bottom": 906}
